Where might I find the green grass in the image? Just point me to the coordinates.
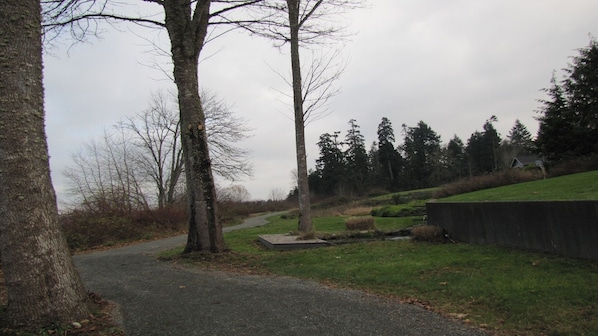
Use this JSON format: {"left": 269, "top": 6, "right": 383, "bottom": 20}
{"left": 440, "top": 170, "right": 598, "bottom": 201}
{"left": 166, "top": 213, "right": 598, "bottom": 336}
{"left": 252, "top": 241, "right": 597, "bottom": 335}
{"left": 167, "top": 175, "right": 598, "bottom": 335}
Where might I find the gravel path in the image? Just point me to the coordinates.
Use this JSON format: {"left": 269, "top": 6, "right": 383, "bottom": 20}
{"left": 74, "top": 213, "right": 488, "bottom": 336}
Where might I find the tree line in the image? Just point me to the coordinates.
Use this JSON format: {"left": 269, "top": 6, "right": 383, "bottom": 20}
{"left": 308, "top": 37, "right": 598, "bottom": 197}
{"left": 307, "top": 116, "right": 532, "bottom": 197}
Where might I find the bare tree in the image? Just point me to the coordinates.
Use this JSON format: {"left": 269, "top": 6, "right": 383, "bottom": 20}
{"left": 0, "top": 0, "right": 92, "bottom": 327}
{"left": 42, "top": 0, "right": 264, "bottom": 253}
{"left": 121, "top": 90, "right": 185, "bottom": 209}
{"left": 269, "top": 188, "right": 287, "bottom": 201}
{"left": 65, "top": 88, "right": 252, "bottom": 212}
{"left": 243, "top": 0, "right": 361, "bottom": 232}
{"left": 64, "top": 128, "right": 151, "bottom": 213}
{"left": 217, "top": 184, "right": 251, "bottom": 203}
{"left": 202, "top": 89, "right": 254, "bottom": 181}
{"left": 120, "top": 89, "right": 252, "bottom": 208}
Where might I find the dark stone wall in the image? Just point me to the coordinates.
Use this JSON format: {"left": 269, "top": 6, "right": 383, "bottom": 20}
{"left": 426, "top": 201, "right": 598, "bottom": 260}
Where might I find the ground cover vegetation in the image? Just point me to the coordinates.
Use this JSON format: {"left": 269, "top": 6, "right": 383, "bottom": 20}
{"left": 3, "top": 29, "right": 593, "bottom": 336}
{"left": 7, "top": 170, "right": 593, "bottom": 334}
{"left": 165, "top": 175, "right": 598, "bottom": 335}
{"left": 439, "top": 169, "right": 598, "bottom": 202}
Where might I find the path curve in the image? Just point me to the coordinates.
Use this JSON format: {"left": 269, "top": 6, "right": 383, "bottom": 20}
{"left": 74, "top": 212, "right": 487, "bottom": 336}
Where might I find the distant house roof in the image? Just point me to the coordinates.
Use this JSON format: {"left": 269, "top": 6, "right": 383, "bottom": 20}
{"left": 510, "top": 155, "right": 544, "bottom": 168}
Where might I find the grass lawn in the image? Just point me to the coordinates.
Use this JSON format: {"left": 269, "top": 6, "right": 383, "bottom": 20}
{"left": 165, "top": 172, "right": 598, "bottom": 335}
{"left": 167, "top": 213, "right": 598, "bottom": 336}
{"left": 439, "top": 170, "right": 598, "bottom": 201}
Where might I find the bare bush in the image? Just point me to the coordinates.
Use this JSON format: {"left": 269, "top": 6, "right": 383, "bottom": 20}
{"left": 345, "top": 216, "right": 376, "bottom": 231}
{"left": 411, "top": 225, "right": 445, "bottom": 242}
{"left": 60, "top": 206, "right": 187, "bottom": 251}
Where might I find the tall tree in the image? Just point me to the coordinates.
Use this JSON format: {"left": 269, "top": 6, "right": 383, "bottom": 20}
{"left": 246, "top": 0, "right": 360, "bottom": 232}
{"left": 467, "top": 116, "right": 501, "bottom": 175}
{"left": 122, "top": 91, "right": 184, "bottom": 209}
{"left": 536, "top": 75, "right": 571, "bottom": 160}
{"left": 497, "top": 119, "right": 535, "bottom": 169}
{"left": 117, "top": 89, "right": 252, "bottom": 209}
{"left": 444, "top": 135, "right": 467, "bottom": 181}
{"left": 401, "top": 121, "right": 441, "bottom": 189}
{"left": 43, "top": 0, "right": 261, "bottom": 253}
{"left": 536, "top": 38, "right": 598, "bottom": 160}
{"left": 507, "top": 119, "right": 535, "bottom": 153}
{"left": 313, "top": 132, "right": 345, "bottom": 196}
{"left": 344, "top": 119, "right": 369, "bottom": 195}
{"left": 376, "top": 117, "right": 401, "bottom": 190}
{"left": 0, "top": 0, "right": 92, "bottom": 327}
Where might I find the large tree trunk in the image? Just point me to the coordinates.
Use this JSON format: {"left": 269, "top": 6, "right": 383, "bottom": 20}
{"left": 0, "top": 0, "right": 92, "bottom": 328}
{"left": 287, "top": 0, "right": 313, "bottom": 233}
{"left": 163, "top": 0, "right": 225, "bottom": 252}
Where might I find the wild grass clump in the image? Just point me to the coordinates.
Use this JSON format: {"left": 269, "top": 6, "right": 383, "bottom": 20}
{"left": 411, "top": 225, "right": 445, "bottom": 242}
{"left": 342, "top": 206, "right": 373, "bottom": 216}
{"left": 370, "top": 202, "right": 427, "bottom": 218}
{"left": 299, "top": 231, "right": 317, "bottom": 240}
{"left": 345, "top": 216, "right": 376, "bottom": 231}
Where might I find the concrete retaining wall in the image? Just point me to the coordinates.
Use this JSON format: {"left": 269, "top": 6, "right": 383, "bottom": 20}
{"left": 426, "top": 201, "right": 598, "bottom": 260}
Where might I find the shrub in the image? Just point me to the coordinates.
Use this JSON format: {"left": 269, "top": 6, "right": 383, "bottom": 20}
{"left": 547, "top": 154, "right": 598, "bottom": 178}
{"left": 345, "top": 216, "right": 376, "bottom": 231}
{"left": 391, "top": 194, "right": 407, "bottom": 204}
{"left": 411, "top": 225, "right": 445, "bottom": 242}
{"left": 370, "top": 202, "right": 427, "bottom": 218}
{"left": 60, "top": 206, "right": 188, "bottom": 251}
{"left": 280, "top": 210, "right": 299, "bottom": 219}
{"left": 433, "top": 169, "right": 543, "bottom": 199}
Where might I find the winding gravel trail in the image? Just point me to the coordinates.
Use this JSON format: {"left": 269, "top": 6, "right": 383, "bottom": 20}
{"left": 74, "top": 213, "right": 487, "bottom": 336}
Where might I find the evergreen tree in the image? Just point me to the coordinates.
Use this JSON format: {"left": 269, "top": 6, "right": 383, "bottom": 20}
{"left": 497, "top": 119, "right": 536, "bottom": 168}
{"left": 376, "top": 117, "right": 402, "bottom": 190}
{"left": 466, "top": 131, "right": 484, "bottom": 176}
{"left": 536, "top": 75, "right": 571, "bottom": 160}
{"left": 367, "top": 141, "right": 381, "bottom": 187}
{"left": 467, "top": 116, "right": 501, "bottom": 174}
{"left": 446, "top": 135, "right": 468, "bottom": 179}
{"left": 314, "top": 132, "right": 345, "bottom": 196}
{"left": 344, "top": 119, "right": 369, "bottom": 195}
{"left": 401, "top": 121, "right": 441, "bottom": 189}
{"left": 536, "top": 38, "right": 598, "bottom": 160}
{"left": 508, "top": 119, "right": 535, "bottom": 153}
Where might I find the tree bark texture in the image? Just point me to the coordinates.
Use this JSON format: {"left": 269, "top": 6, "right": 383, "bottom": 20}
{"left": 287, "top": 0, "right": 313, "bottom": 232}
{"left": 0, "top": 0, "right": 91, "bottom": 327}
{"left": 163, "top": 0, "right": 225, "bottom": 252}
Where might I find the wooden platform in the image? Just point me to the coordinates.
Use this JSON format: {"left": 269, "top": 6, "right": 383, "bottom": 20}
{"left": 258, "top": 234, "right": 329, "bottom": 250}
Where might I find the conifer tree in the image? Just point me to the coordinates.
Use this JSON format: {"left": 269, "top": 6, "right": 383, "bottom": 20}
{"left": 536, "top": 38, "right": 598, "bottom": 160}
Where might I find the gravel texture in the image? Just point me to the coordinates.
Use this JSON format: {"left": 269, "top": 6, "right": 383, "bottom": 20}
{"left": 74, "top": 213, "right": 488, "bottom": 336}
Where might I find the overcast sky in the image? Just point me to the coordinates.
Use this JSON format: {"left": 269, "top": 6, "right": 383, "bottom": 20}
{"left": 44, "top": 0, "right": 598, "bottom": 206}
